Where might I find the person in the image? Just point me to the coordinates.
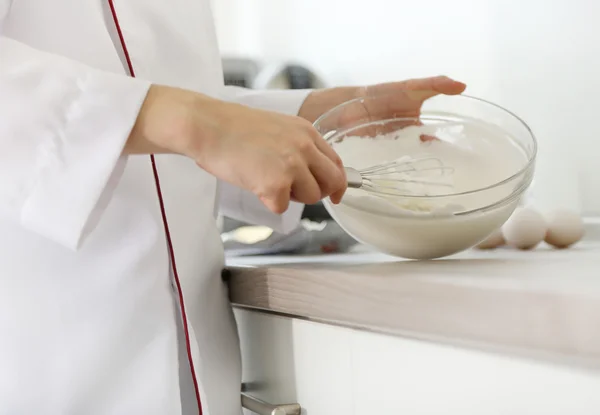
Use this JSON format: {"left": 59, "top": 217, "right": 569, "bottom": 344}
{"left": 0, "top": 0, "right": 467, "bottom": 414}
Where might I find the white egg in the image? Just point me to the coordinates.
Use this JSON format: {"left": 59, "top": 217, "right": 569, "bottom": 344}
{"left": 476, "top": 228, "right": 505, "bottom": 249}
{"left": 544, "top": 209, "right": 584, "bottom": 248}
{"left": 502, "top": 207, "right": 546, "bottom": 250}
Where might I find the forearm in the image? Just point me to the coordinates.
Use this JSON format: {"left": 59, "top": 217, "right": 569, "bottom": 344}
{"left": 123, "top": 85, "right": 229, "bottom": 160}
{"left": 124, "top": 86, "right": 172, "bottom": 155}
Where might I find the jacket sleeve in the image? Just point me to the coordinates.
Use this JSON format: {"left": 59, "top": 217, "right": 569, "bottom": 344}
{"left": 217, "top": 86, "right": 312, "bottom": 234}
{"left": 0, "top": 36, "right": 151, "bottom": 250}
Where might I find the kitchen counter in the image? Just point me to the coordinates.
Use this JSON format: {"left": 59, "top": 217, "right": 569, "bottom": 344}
{"left": 227, "top": 240, "right": 600, "bottom": 365}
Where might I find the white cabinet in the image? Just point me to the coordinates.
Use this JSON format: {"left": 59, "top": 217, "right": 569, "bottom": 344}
{"left": 229, "top": 243, "right": 600, "bottom": 414}
{"left": 236, "top": 309, "right": 600, "bottom": 415}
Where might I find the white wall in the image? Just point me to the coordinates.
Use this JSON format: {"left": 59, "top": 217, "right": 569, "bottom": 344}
{"left": 212, "top": 0, "right": 600, "bottom": 215}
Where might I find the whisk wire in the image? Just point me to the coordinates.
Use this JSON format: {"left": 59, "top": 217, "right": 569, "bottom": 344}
{"left": 345, "top": 154, "right": 455, "bottom": 196}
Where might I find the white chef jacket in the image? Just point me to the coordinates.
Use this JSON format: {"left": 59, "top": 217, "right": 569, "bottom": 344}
{"left": 0, "top": 1, "right": 310, "bottom": 414}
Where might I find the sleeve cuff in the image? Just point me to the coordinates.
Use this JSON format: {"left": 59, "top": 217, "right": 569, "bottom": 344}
{"left": 20, "top": 72, "right": 151, "bottom": 250}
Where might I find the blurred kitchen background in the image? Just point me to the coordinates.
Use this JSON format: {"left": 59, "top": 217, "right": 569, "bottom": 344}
{"left": 211, "top": 0, "right": 600, "bottom": 255}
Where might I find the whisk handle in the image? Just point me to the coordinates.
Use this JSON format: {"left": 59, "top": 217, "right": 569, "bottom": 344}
{"left": 345, "top": 167, "right": 363, "bottom": 189}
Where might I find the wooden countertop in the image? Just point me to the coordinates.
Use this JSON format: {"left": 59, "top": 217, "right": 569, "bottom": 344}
{"left": 226, "top": 241, "right": 600, "bottom": 364}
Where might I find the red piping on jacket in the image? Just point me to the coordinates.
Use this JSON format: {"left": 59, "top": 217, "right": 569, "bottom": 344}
{"left": 106, "top": 1, "right": 203, "bottom": 413}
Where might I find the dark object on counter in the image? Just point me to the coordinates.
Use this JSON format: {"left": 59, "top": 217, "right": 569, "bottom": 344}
{"left": 285, "top": 65, "right": 315, "bottom": 90}
{"left": 301, "top": 202, "right": 332, "bottom": 222}
{"left": 222, "top": 57, "right": 259, "bottom": 88}
{"left": 220, "top": 268, "right": 232, "bottom": 282}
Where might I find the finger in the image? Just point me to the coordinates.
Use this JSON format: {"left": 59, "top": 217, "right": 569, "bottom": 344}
{"left": 367, "top": 75, "right": 467, "bottom": 98}
{"left": 259, "top": 192, "right": 291, "bottom": 215}
{"left": 312, "top": 132, "right": 344, "bottom": 168}
{"left": 308, "top": 150, "right": 347, "bottom": 203}
{"left": 257, "top": 176, "right": 293, "bottom": 214}
{"left": 401, "top": 75, "right": 467, "bottom": 95}
{"left": 310, "top": 133, "right": 348, "bottom": 203}
{"left": 290, "top": 164, "right": 323, "bottom": 205}
{"left": 329, "top": 186, "right": 347, "bottom": 205}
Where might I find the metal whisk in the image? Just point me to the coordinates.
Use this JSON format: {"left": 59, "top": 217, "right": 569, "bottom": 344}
{"left": 345, "top": 155, "right": 455, "bottom": 196}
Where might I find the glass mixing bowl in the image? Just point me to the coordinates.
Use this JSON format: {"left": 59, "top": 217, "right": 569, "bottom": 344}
{"left": 313, "top": 92, "right": 537, "bottom": 260}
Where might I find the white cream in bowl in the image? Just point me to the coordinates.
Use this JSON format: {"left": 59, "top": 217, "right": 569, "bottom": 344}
{"left": 323, "top": 120, "right": 532, "bottom": 259}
